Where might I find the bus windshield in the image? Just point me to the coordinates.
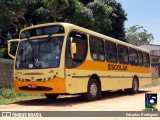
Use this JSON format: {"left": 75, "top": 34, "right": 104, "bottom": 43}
{"left": 16, "top": 36, "right": 64, "bottom": 69}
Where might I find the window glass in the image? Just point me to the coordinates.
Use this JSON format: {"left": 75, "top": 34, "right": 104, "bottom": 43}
{"left": 138, "top": 51, "right": 143, "bottom": 66}
{"left": 16, "top": 36, "right": 64, "bottom": 69}
{"left": 20, "top": 25, "right": 64, "bottom": 39}
{"left": 66, "top": 31, "right": 87, "bottom": 68}
{"left": 90, "top": 36, "right": 105, "bottom": 61}
{"left": 143, "top": 53, "right": 150, "bottom": 67}
{"left": 105, "top": 41, "right": 117, "bottom": 63}
{"left": 129, "top": 48, "right": 138, "bottom": 65}
{"left": 118, "top": 45, "right": 129, "bottom": 64}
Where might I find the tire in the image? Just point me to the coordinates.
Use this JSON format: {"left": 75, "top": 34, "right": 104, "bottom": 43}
{"left": 129, "top": 78, "right": 139, "bottom": 94}
{"left": 84, "top": 78, "right": 101, "bottom": 101}
{"left": 45, "top": 94, "right": 59, "bottom": 100}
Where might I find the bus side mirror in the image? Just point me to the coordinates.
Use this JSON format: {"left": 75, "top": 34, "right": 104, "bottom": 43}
{"left": 8, "top": 39, "right": 20, "bottom": 59}
{"left": 70, "top": 37, "right": 77, "bottom": 58}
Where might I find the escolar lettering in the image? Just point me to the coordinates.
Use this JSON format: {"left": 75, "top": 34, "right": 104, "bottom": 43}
{"left": 108, "top": 64, "right": 128, "bottom": 71}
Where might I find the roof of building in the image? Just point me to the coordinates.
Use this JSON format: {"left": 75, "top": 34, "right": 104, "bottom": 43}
{"left": 139, "top": 44, "right": 160, "bottom": 51}
{"left": 139, "top": 44, "right": 160, "bottom": 47}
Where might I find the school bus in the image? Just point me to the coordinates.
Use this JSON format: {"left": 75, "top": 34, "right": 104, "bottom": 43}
{"left": 8, "top": 23, "right": 151, "bottom": 101}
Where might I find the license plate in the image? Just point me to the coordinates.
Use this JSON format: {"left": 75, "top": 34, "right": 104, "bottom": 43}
{"left": 28, "top": 84, "right": 37, "bottom": 88}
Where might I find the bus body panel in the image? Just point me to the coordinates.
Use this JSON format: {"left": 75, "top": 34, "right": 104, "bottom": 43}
{"left": 14, "top": 77, "right": 66, "bottom": 93}
{"left": 66, "top": 59, "right": 151, "bottom": 94}
{"left": 8, "top": 22, "right": 151, "bottom": 96}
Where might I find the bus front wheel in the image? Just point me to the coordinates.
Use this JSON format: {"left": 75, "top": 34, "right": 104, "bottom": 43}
{"left": 84, "top": 78, "right": 101, "bottom": 101}
{"left": 45, "top": 94, "right": 59, "bottom": 100}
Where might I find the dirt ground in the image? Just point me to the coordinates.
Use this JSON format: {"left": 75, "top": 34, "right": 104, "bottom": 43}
{"left": 0, "top": 85, "right": 160, "bottom": 120}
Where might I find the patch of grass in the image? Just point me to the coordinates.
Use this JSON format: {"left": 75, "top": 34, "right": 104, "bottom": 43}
{"left": 144, "top": 79, "right": 160, "bottom": 88}
{"left": 150, "top": 79, "right": 160, "bottom": 87}
{"left": 0, "top": 87, "right": 45, "bottom": 105}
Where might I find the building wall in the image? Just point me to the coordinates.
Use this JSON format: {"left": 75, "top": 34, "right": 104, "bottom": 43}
{"left": 0, "top": 58, "right": 14, "bottom": 88}
{"left": 151, "top": 66, "right": 159, "bottom": 80}
{"left": 150, "top": 50, "right": 160, "bottom": 56}
{"left": 139, "top": 44, "right": 160, "bottom": 79}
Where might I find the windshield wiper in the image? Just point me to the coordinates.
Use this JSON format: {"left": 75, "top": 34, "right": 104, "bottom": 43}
{"left": 47, "top": 33, "right": 55, "bottom": 42}
{"left": 23, "top": 31, "right": 30, "bottom": 41}
{"left": 48, "top": 33, "right": 55, "bottom": 38}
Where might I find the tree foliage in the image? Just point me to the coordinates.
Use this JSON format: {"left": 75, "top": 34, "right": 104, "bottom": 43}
{"left": 125, "top": 25, "right": 154, "bottom": 45}
{"left": 0, "top": 0, "right": 127, "bottom": 58}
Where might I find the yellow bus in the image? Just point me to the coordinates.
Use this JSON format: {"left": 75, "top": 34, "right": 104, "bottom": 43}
{"left": 8, "top": 22, "right": 151, "bottom": 101}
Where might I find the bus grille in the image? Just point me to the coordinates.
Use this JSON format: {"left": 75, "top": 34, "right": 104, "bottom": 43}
{"left": 19, "top": 86, "right": 52, "bottom": 91}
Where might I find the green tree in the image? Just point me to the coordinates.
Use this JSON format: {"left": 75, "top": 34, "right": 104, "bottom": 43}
{"left": 78, "top": 0, "right": 127, "bottom": 41}
{"left": 36, "top": 0, "right": 127, "bottom": 40}
{"left": 0, "top": 0, "right": 44, "bottom": 57}
{"left": 0, "top": 0, "right": 127, "bottom": 58}
{"left": 41, "top": 0, "right": 94, "bottom": 27}
{"left": 125, "top": 25, "right": 154, "bottom": 45}
{"left": 87, "top": 1, "right": 112, "bottom": 34}
{"left": 106, "top": 0, "right": 127, "bottom": 41}
{"left": 79, "top": 0, "right": 94, "bottom": 5}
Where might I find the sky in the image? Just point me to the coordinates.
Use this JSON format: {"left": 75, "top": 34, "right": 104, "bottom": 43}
{"left": 117, "top": 0, "right": 160, "bottom": 45}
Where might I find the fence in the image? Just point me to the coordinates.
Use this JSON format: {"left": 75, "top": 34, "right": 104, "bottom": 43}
{"left": 0, "top": 58, "right": 14, "bottom": 88}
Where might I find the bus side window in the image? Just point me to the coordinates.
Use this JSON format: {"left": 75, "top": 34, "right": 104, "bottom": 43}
{"left": 129, "top": 48, "right": 138, "bottom": 66}
{"left": 65, "top": 31, "right": 88, "bottom": 68}
{"left": 143, "top": 53, "right": 150, "bottom": 67}
{"left": 105, "top": 41, "right": 117, "bottom": 63}
{"left": 118, "top": 45, "right": 129, "bottom": 65}
{"left": 138, "top": 51, "right": 143, "bottom": 66}
{"left": 89, "top": 36, "right": 105, "bottom": 61}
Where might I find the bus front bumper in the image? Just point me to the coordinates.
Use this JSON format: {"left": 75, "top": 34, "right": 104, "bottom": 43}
{"left": 13, "top": 77, "right": 66, "bottom": 94}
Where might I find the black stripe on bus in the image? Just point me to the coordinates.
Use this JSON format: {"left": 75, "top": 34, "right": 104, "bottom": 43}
{"left": 72, "top": 76, "right": 90, "bottom": 78}
{"left": 72, "top": 76, "right": 151, "bottom": 79}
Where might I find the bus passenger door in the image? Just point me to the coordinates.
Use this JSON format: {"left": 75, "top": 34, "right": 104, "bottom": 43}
{"left": 65, "top": 31, "right": 88, "bottom": 94}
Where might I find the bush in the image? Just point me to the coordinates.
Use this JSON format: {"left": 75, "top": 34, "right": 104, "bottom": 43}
{"left": 0, "top": 87, "right": 45, "bottom": 105}
{"left": 0, "top": 48, "right": 10, "bottom": 59}
{"left": 0, "top": 88, "right": 16, "bottom": 98}
{"left": 0, "top": 87, "right": 44, "bottom": 99}
{"left": 0, "top": 87, "right": 29, "bottom": 99}
{"left": 0, "top": 48, "right": 7, "bottom": 58}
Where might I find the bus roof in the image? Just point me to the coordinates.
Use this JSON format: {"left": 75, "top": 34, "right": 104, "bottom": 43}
{"left": 20, "top": 22, "right": 149, "bottom": 53}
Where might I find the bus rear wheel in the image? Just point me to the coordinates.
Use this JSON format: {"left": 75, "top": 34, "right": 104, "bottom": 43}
{"left": 45, "top": 94, "right": 59, "bottom": 100}
{"left": 84, "top": 78, "right": 101, "bottom": 101}
{"left": 129, "top": 78, "right": 139, "bottom": 94}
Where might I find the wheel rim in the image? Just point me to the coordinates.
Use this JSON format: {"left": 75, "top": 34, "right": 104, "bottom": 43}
{"left": 90, "top": 83, "right": 97, "bottom": 97}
